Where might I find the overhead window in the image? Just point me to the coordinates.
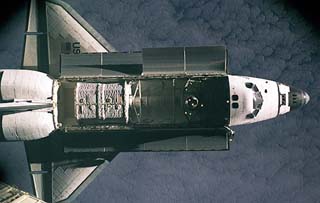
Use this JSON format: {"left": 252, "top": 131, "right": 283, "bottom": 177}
{"left": 232, "top": 95, "right": 239, "bottom": 101}
{"left": 245, "top": 82, "right": 264, "bottom": 119}
{"left": 232, "top": 103, "right": 239, "bottom": 109}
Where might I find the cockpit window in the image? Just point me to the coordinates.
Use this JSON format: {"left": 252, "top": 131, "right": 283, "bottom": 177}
{"left": 246, "top": 113, "right": 254, "bottom": 119}
{"left": 253, "top": 92, "right": 263, "bottom": 110}
{"left": 246, "top": 82, "right": 259, "bottom": 92}
{"left": 252, "top": 85, "right": 259, "bottom": 92}
{"left": 246, "top": 109, "right": 259, "bottom": 119}
{"left": 245, "top": 82, "right": 264, "bottom": 119}
{"left": 245, "top": 82, "right": 253, "bottom": 88}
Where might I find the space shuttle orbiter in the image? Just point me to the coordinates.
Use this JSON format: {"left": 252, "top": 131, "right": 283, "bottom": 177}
{"left": 0, "top": 0, "right": 309, "bottom": 202}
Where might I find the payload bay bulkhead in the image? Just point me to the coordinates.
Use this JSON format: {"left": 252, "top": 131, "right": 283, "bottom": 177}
{"left": 0, "top": 46, "right": 309, "bottom": 151}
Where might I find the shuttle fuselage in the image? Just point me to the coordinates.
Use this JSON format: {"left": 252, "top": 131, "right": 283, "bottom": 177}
{"left": 0, "top": 46, "right": 310, "bottom": 152}
{"left": 1, "top": 0, "right": 311, "bottom": 201}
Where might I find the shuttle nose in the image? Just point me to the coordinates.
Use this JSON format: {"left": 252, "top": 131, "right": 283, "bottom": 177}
{"left": 289, "top": 87, "right": 310, "bottom": 110}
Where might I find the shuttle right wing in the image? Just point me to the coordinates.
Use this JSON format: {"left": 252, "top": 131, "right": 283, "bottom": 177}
{"left": 22, "top": 0, "right": 116, "bottom": 77}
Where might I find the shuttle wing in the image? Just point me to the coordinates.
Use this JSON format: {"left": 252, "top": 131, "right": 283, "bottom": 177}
{"left": 22, "top": 0, "right": 116, "bottom": 77}
{"left": 27, "top": 161, "right": 106, "bottom": 203}
{"left": 24, "top": 139, "right": 118, "bottom": 203}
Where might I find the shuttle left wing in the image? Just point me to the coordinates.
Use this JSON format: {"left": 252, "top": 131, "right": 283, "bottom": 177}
{"left": 24, "top": 140, "right": 118, "bottom": 203}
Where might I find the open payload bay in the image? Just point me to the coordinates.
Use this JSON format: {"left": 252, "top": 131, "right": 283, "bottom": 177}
{"left": 57, "top": 76, "right": 230, "bottom": 131}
